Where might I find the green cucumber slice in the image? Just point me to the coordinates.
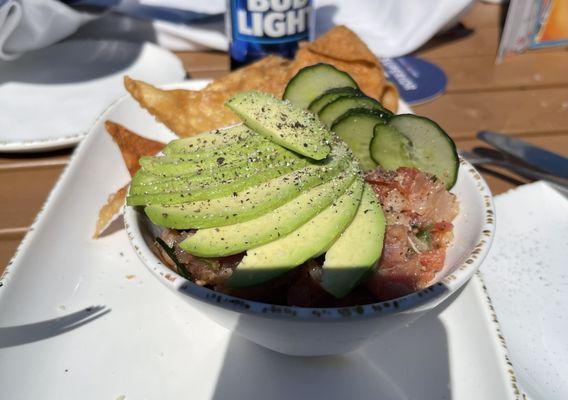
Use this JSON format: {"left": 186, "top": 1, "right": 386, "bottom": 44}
{"left": 319, "top": 95, "right": 392, "bottom": 127}
{"left": 370, "top": 114, "right": 459, "bottom": 189}
{"left": 330, "top": 109, "right": 388, "bottom": 170}
{"left": 308, "top": 87, "right": 360, "bottom": 114}
{"left": 369, "top": 125, "right": 412, "bottom": 170}
{"left": 283, "top": 63, "right": 359, "bottom": 110}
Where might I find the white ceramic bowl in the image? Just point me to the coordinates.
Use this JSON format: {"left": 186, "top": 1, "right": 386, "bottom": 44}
{"left": 115, "top": 81, "right": 495, "bottom": 356}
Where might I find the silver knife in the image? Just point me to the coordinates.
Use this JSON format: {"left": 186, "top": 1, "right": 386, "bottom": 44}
{"left": 477, "top": 131, "right": 568, "bottom": 179}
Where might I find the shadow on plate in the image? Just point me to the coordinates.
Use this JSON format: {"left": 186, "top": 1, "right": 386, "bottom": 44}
{"left": 209, "top": 288, "right": 465, "bottom": 400}
{"left": 0, "top": 305, "right": 110, "bottom": 348}
{"left": 0, "top": 39, "right": 147, "bottom": 85}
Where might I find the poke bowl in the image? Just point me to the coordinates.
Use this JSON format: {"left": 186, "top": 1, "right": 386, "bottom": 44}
{"left": 117, "top": 76, "right": 495, "bottom": 356}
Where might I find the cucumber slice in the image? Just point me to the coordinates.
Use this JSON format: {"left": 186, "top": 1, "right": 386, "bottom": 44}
{"left": 283, "top": 64, "right": 359, "bottom": 110}
{"left": 370, "top": 124, "right": 413, "bottom": 169}
{"left": 330, "top": 109, "right": 388, "bottom": 170}
{"left": 319, "top": 95, "right": 392, "bottom": 127}
{"left": 308, "top": 87, "right": 360, "bottom": 114}
{"left": 370, "top": 114, "right": 459, "bottom": 189}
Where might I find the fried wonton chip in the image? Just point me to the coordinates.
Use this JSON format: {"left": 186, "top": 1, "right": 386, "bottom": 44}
{"left": 379, "top": 82, "right": 400, "bottom": 114}
{"left": 94, "top": 184, "right": 129, "bottom": 238}
{"left": 124, "top": 76, "right": 240, "bottom": 138}
{"left": 94, "top": 122, "right": 165, "bottom": 238}
{"left": 307, "top": 25, "right": 382, "bottom": 68}
{"left": 105, "top": 120, "right": 164, "bottom": 176}
{"left": 204, "top": 55, "right": 291, "bottom": 96}
{"left": 124, "top": 56, "right": 292, "bottom": 138}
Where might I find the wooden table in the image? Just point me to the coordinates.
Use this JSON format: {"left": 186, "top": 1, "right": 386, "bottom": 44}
{"left": 1, "top": 1, "right": 567, "bottom": 271}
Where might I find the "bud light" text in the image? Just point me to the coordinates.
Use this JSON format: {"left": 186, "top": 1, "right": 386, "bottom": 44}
{"left": 236, "top": 0, "right": 311, "bottom": 39}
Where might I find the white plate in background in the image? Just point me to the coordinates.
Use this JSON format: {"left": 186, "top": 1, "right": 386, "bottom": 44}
{"left": 482, "top": 182, "right": 568, "bottom": 400}
{"left": 0, "top": 80, "right": 521, "bottom": 399}
{"left": 0, "top": 39, "right": 186, "bottom": 152}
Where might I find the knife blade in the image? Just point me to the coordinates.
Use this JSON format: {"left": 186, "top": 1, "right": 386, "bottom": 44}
{"left": 477, "top": 131, "right": 568, "bottom": 179}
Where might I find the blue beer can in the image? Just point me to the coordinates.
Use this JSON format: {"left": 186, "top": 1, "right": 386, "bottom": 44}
{"left": 226, "top": 0, "right": 314, "bottom": 68}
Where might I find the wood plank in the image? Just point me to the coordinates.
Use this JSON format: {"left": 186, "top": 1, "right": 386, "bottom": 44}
{"left": 176, "top": 51, "right": 228, "bottom": 73}
{"left": 417, "top": 27, "right": 500, "bottom": 59}
{"left": 189, "top": 69, "right": 230, "bottom": 80}
{"left": 0, "top": 231, "right": 24, "bottom": 276}
{"left": 420, "top": 14, "right": 564, "bottom": 60}
{"left": 0, "top": 166, "right": 64, "bottom": 231}
{"left": 437, "top": 52, "right": 568, "bottom": 92}
{"left": 412, "top": 87, "right": 568, "bottom": 139}
{"left": 0, "top": 149, "right": 70, "bottom": 167}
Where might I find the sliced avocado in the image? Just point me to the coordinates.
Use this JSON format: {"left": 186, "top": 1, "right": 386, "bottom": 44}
{"left": 162, "top": 128, "right": 268, "bottom": 161}
{"left": 129, "top": 144, "right": 307, "bottom": 194}
{"left": 331, "top": 109, "right": 388, "bottom": 171}
{"left": 320, "top": 184, "right": 386, "bottom": 298}
{"left": 162, "top": 124, "right": 256, "bottom": 155}
{"left": 179, "top": 172, "right": 357, "bottom": 257}
{"left": 144, "top": 142, "right": 354, "bottom": 229}
{"left": 225, "top": 90, "right": 331, "bottom": 160}
{"left": 139, "top": 140, "right": 284, "bottom": 177}
{"left": 227, "top": 179, "right": 364, "bottom": 288}
{"left": 127, "top": 160, "right": 302, "bottom": 206}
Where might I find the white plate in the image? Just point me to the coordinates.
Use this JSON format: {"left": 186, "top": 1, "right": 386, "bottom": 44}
{"left": 481, "top": 182, "right": 568, "bottom": 400}
{"left": 0, "top": 40, "right": 186, "bottom": 152}
{"left": 0, "top": 80, "right": 521, "bottom": 399}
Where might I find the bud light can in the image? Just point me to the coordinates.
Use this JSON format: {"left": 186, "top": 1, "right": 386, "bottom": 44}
{"left": 226, "top": 0, "right": 314, "bottom": 69}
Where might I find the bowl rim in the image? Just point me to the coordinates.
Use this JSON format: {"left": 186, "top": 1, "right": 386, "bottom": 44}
{"left": 124, "top": 156, "right": 495, "bottom": 322}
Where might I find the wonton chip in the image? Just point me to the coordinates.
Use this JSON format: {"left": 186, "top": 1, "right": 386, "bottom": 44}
{"left": 124, "top": 56, "right": 292, "bottom": 138}
{"left": 205, "top": 55, "right": 291, "bottom": 96}
{"left": 379, "top": 82, "right": 400, "bottom": 114}
{"left": 94, "top": 184, "right": 129, "bottom": 238}
{"left": 105, "top": 120, "right": 165, "bottom": 176}
{"left": 94, "top": 122, "right": 165, "bottom": 238}
{"left": 307, "top": 25, "right": 382, "bottom": 68}
{"left": 124, "top": 76, "right": 239, "bottom": 138}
